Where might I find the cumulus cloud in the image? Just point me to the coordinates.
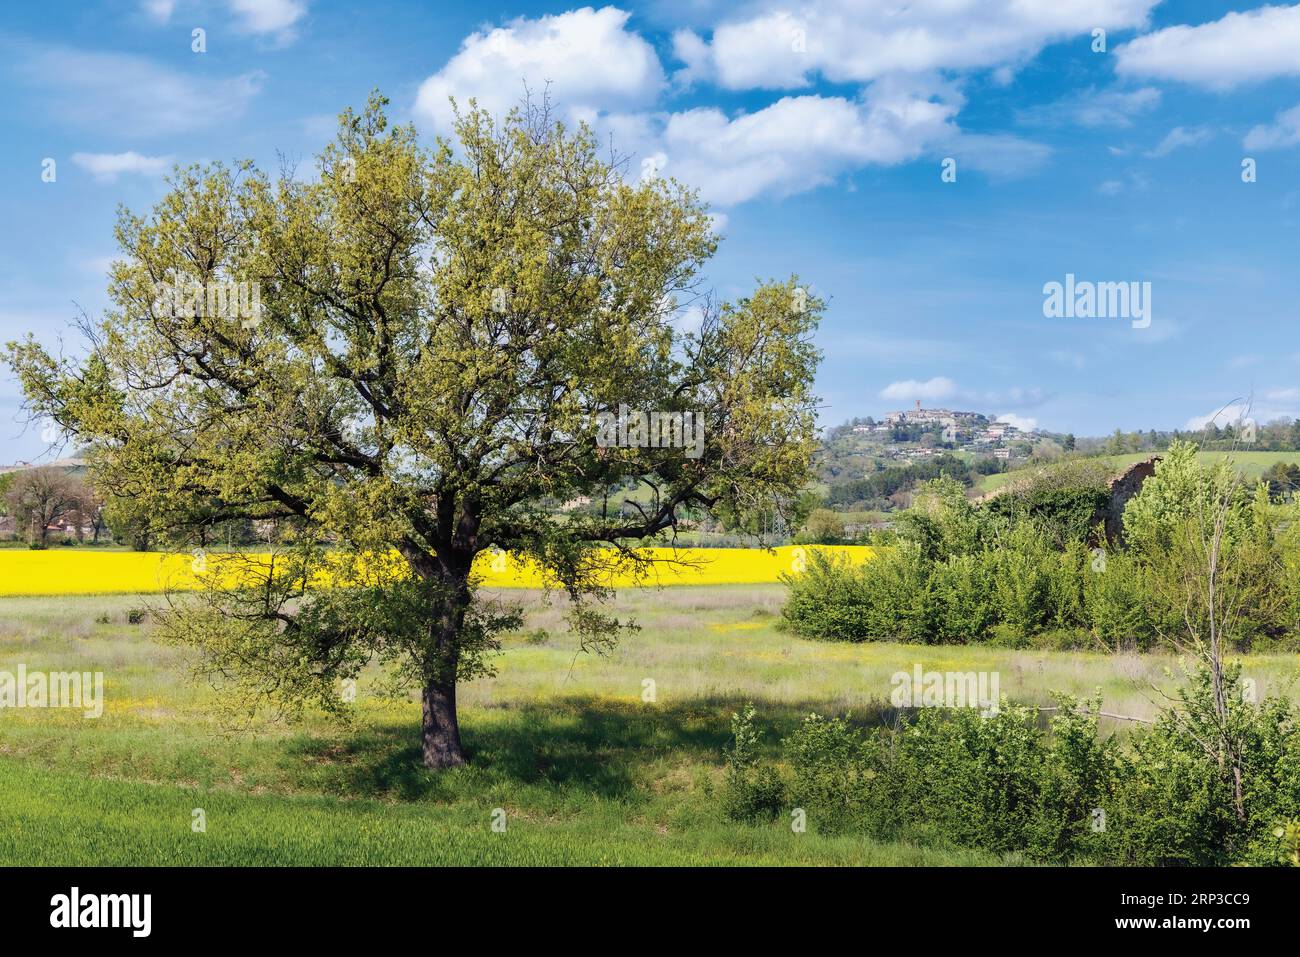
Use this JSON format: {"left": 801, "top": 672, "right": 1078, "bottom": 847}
{"left": 1116, "top": 4, "right": 1300, "bottom": 89}
{"left": 996, "top": 413, "right": 1038, "bottom": 432}
{"left": 72, "top": 151, "right": 173, "bottom": 183}
{"left": 677, "top": 0, "right": 1157, "bottom": 90}
{"left": 412, "top": 6, "right": 1052, "bottom": 206}
{"left": 656, "top": 86, "right": 957, "bottom": 205}
{"left": 413, "top": 7, "right": 665, "bottom": 134}
{"left": 1245, "top": 102, "right": 1300, "bottom": 150}
{"left": 880, "top": 376, "right": 958, "bottom": 402}
{"left": 626, "top": 74, "right": 1045, "bottom": 204}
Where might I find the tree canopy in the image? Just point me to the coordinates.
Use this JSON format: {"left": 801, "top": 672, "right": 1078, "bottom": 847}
{"left": 4, "top": 94, "right": 823, "bottom": 767}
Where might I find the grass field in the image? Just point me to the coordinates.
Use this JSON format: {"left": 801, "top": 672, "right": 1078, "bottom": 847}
{"left": 975, "top": 450, "right": 1300, "bottom": 496}
{"left": 3, "top": 586, "right": 1299, "bottom": 865}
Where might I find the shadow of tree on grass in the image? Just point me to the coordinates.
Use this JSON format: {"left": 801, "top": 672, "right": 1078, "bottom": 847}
{"left": 285, "top": 694, "right": 898, "bottom": 803}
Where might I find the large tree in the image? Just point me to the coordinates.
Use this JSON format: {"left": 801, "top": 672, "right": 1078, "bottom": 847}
{"left": 5, "top": 95, "right": 821, "bottom": 768}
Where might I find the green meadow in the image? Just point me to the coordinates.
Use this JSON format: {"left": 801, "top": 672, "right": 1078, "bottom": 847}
{"left": 2, "top": 587, "right": 1298, "bottom": 865}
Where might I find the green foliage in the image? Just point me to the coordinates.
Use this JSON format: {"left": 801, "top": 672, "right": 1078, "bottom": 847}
{"left": 1105, "top": 663, "right": 1300, "bottom": 866}
{"left": 722, "top": 703, "right": 786, "bottom": 823}
{"left": 1082, "top": 550, "right": 1158, "bottom": 650}
{"left": 785, "top": 440, "right": 1300, "bottom": 649}
{"left": 794, "top": 507, "right": 849, "bottom": 544}
{"left": 779, "top": 697, "right": 1115, "bottom": 859}
{"left": 929, "top": 552, "right": 996, "bottom": 643}
{"left": 987, "top": 484, "right": 1109, "bottom": 547}
{"left": 782, "top": 546, "right": 933, "bottom": 643}
{"left": 1123, "top": 440, "right": 1243, "bottom": 558}
{"left": 4, "top": 94, "right": 823, "bottom": 764}
{"left": 749, "top": 664, "right": 1300, "bottom": 865}
{"left": 895, "top": 477, "right": 989, "bottom": 561}
{"left": 824, "top": 453, "right": 975, "bottom": 509}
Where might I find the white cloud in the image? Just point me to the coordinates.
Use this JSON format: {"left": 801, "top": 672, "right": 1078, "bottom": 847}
{"left": 228, "top": 0, "right": 307, "bottom": 40}
{"left": 656, "top": 87, "right": 956, "bottom": 205}
{"left": 412, "top": 7, "right": 1050, "bottom": 207}
{"left": 1096, "top": 170, "right": 1151, "bottom": 194}
{"left": 413, "top": 7, "right": 665, "bottom": 134}
{"left": 416, "top": 6, "right": 1055, "bottom": 205}
{"left": 8, "top": 42, "right": 264, "bottom": 136}
{"left": 1145, "top": 125, "right": 1214, "bottom": 157}
{"left": 1245, "top": 102, "right": 1300, "bottom": 150}
{"left": 678, "top": 0, "right": 1157, "bottom": 91}
{"left": 1184, "top": 402, "right": 1253, "bottom": 431}
{"left": 141, "top": 0, "right": 174, "bottom": 23}
{"left": 72, "top": 151, "right": 173, "bottom": 183}
{"left": 996, "top": 413, "right": 1038, "bottom": 432}
{"left": 670, "top": 28, "right": 711, "bottom": 87}
{"left": 645, "top": 73, "right": 1048, "bottom": 205}
{"left": 1116, "top": 4, "right": 1300, "bottom": 90}
{"left": 880, "top": 376, "right": 957, "bottom": 402}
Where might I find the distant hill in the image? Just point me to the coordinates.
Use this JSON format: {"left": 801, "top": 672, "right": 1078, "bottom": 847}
{"left": 0, "top": 458, "right": 87, "bottom": 476}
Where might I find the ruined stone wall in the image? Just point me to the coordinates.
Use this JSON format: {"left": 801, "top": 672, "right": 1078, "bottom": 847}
{"left": 1105, "top": 456, "right": 1160, "bottom": 544}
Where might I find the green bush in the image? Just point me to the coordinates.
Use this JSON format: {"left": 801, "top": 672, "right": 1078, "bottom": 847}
{"left": 744, "top": 664, "right": 1300, "bottom": 865}
{"left": 986, "top": 483, "right": 1110, "bottom": 547}
{"left": 929, "top": 552, "right": 996, "bottom": 643}
{"left": 780, "top": 696, "right": 1115, "bottom": 860}
{"left": 1103, "top": 663, "right": 1300, "bottom": 865}
{"left": 1082, "top": 550, "right": 1158, "bottom": 650}
{"left": 722, "top": 704, "right": 786, "bottom": 823}
{"left": 782, "top": 546, "right": 933, "bottom": 642}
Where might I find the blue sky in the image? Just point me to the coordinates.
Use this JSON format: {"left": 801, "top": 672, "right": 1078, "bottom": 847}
{"left": 3, "top": 0, "right": 1300, "bottom": 463}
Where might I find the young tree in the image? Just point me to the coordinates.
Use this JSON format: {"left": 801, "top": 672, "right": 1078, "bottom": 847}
{"left": 5, "top": 95, "right": 822, "bottom": 768}
{"left": 1127, "top": 440, "right": 1287, "bottom": 821}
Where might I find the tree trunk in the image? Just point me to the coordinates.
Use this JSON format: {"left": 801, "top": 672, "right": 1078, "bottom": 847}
{"left": 421, "top": 676, "right": 466, "bottom": 769}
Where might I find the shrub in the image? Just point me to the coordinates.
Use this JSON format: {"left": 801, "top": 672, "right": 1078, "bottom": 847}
{"left": 722, "top": 703, "right": 786, "bottom": 823}
{"left": 782, "top": 546, "right": 933, "bottom": 643}
{"left": 758, "top": 665, "right": 1300, "bottom": 866}
{"left": 1083, "top": 550, "right": 1157, "bottom": 650}
{"left": 986, "top": 483, "right": 1110, "bottom": 547}
{"left": 782, "top": 711, "right": 872, "bottom": 834}
{"left": 1103, "top": 663, "right": 1300, "bottom": 866}
{"left": 930, "top": 552, "right": 996, "bottom": 643}
{"left": 779, "top": 696, "right": 1115, "bottom": 860}
{"left": 989, "top": 525, "right": 1053, "bottom": 637}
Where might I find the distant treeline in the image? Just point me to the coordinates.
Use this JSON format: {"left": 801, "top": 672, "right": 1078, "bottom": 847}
{"left": 825, "top": 454, "right": 1003, "bottom": 509}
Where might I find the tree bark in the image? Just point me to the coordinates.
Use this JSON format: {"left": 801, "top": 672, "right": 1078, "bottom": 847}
{"left": 422, "top": 676, "right": 466, "bottom": 769}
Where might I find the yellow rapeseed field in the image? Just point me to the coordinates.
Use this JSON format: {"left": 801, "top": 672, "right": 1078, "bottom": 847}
{"left": 0, "top": 545, "right": 873, "bottom": 596}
